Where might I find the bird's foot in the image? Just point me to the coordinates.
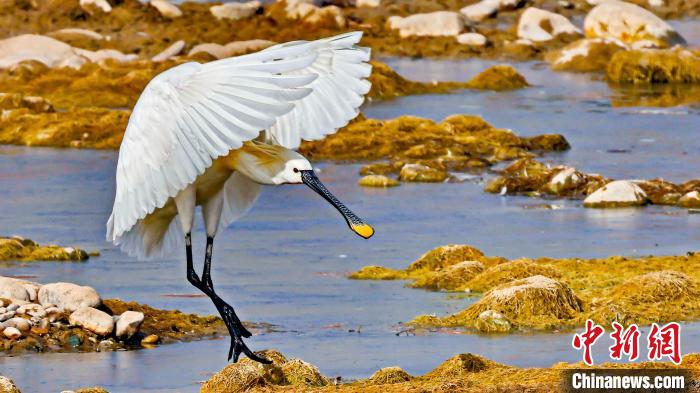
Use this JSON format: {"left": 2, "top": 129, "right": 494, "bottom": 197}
{"left": 213, "top": 297, "right": 253, "bottom": 338}
{"left": 228, "top": 334, "right": 271, "bottom": 364}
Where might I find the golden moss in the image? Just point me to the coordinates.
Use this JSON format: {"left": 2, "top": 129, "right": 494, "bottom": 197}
{"left": 465, "top": 259, "right": 561, "bottom": 292}
{"left": 298, "top": 115, "right": 568, "bottom": 183}
{"left": 202, "top": 349, "right": 700, "bottom": 392}
{"left": 410, "top": 260, "right": 485, "bottom": 291}
{"left": 348, "top": 265, "right": 405, "bottom": 280}
{"left": 545, "top": 39, "right": 624, "bottom": 73}
{"left": 465, "top": 64, "right": 529, "bottom": 90}
{"left": 351, "top": 245, "right": 700, "bottom": 332}
{"left": 0, "top": 236, "right": 89, "bottom": 261}
{"left": 607, "top": 49, "right": 700, "bottom": 85}
{"left": 75, "top": 388, "right": 109, "bottom": 393}
{"left": 424, "top": 275, "right": 584, "bottom": 331}
{"left": 368, "top": 367, "right": 413, "bottom": 385}
{"left": 406, "top": 244, "right": 486, "bottom": 273}
{"left": 201, "top": 350, "right": 328, "bottom": 393}
{"left": 281, "top": 359, "right": 329, "bottom": 387}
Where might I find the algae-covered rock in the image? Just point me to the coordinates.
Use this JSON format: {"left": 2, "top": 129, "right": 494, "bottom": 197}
{"left": 201, "top": 349, "right": 327, "bottom": 393}
{"left": 411, "top": 261, "right": 485, "bottom": 291}
{"left": 398, "top": 163, "right": 448, "bottom": 183}
{"left": 407, "top": 245, "right": 485, "bottom": 273}
{"left": 75, "top": 388, "right": 109, "bottom": 393}
{"left": 358, "top": 175, "right": 400, "bottom": 188}
{"left": 607, "top": 49, "right": 700, "bottom": 84}
{"left": 474, "top": 310, "right": 512, "bottom": 332}
{"left": 281, "top": 359, "right": 329, "bottom": 386}
{"left": 678, "top": 191, "right": 700, "bottom": 208}
{"left": 484, "top": 158, "right": 552, "bottom": 195}
{"left": 466, "top": 259, "right": 561, "bottom": 292}
{"left": 465, "top": 64, "right": 529, "bottom": 91}
{"left": 517, "top": 8, "right": 581, "bottom": 43}
{"left": 545, "top": 38, "right": 626, "bottom": 72}
{"left": 613, "top": 271, "right": 697, "bottom": 304}
{"left": 583, "top": 180, "right": 649, "bottom": 208}
{"left": 431, "top": 275, "right": 584, "bottom": 331}
{"left": 425, "top": 353, "right": 501, "bottom": 378}
{"left": 348, "top": 266, "right": 404, "bottom": 280}
{"left": 368, "top": 366, "right": 413, "bottom": 384}
{"left": 0, "top": 237, "right": 90, "bottom": 261}
{"left": 584, "top": 1, "right": 685, "bottom": 48}
{"left": 352, "top": 246, "right": 700, "bottom": 333}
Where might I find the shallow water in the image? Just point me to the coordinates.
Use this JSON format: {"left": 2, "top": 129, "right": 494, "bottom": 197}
{"left": 1, "top": 56, "right": 700, "bottom": 392}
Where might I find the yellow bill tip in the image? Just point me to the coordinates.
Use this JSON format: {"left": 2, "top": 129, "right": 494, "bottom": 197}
{"left": 351, "top": 223, "right": 374, "bottom": 239}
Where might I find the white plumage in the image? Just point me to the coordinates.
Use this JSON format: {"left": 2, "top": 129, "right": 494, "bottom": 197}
{"left": 107, "top": 32, "right": 372, "bottom": 259}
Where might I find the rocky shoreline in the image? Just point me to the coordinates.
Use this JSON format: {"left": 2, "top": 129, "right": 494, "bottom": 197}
{"left": 485, "top": 158, "right": 700, "bottom": 209}
{"left": 0, "top": 276, "right": 272, "bottom": 354}
{"left": 351, "top": 245, "right": 700, "bottom": 333}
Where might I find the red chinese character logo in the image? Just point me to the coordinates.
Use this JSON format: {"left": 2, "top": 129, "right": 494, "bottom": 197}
{"left": 609, "top": 322, "right": 640, "bottom": 361}
{"left": 648, "top": 322, "right": 682, "bottom": 365}
{"left": 572, "top": 319, "right": 605, "bottom": 366}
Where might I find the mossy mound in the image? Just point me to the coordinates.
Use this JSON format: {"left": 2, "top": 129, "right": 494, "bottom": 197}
{"left": 299, "top": 114, "right": 565, "bottom": 166}
{"left": 429, "top": 276, "right": 584, "bottom": 332}
{"left": 197, "top": 349, "right": 700, "bottom": 392}
{"left": 368, "top": 367, "right": 413, "bottom": 385}
{"left": 410, "top": 261, "right": 485, "bottom": 291}
{"left": 352, "top": 245, "right": 700, "bottom": 333}
{"left": 348, "top": 266, "right": 405, "bottom": 280}
{"left": 0, "top": 236, "right": 90, "bottom": 261}
{"left": 406, "top": 245, "right": 486, "bottom": 273}
{"left": 607, "top": 49, "right": 700, "bottom": 84}
{"left": 465, "top": 64, "right": 529, "bottom": 91}
{"left": 465, "top": 259, "right": 561, "bottom": 292}
{"left": 200, "top": 350, "right": 328, "bottom": 393}
{"left": 425, "top": 353, "right": 502, "bottom": 379}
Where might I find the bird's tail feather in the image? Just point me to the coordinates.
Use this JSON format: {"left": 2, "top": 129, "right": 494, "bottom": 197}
{"left": 114, "top": 213, "right": 182, "bottom": 260}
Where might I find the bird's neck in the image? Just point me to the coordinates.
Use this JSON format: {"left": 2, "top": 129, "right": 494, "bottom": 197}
{"left": 217, "top": 142, "right": 289, "bottom": 185}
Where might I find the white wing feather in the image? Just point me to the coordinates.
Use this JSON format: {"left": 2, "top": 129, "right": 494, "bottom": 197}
{"left": 107, "top": 32, "right": 371, "bottom": 249}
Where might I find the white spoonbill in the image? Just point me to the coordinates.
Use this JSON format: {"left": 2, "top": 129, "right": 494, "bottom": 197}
{"left": 106, "top": 32, "right": 374, "bottom": 364}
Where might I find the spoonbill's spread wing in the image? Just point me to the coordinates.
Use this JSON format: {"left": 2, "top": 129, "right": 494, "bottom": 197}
{"left": 263, "top": 33, "right": 372, "bottom": 148}
{"left": 107, "top": 32, "right": 371, "bottom": 248}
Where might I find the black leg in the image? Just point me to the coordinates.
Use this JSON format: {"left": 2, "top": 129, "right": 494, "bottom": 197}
{"left": 184, "top": 233, "right": 270, "bottom": 364}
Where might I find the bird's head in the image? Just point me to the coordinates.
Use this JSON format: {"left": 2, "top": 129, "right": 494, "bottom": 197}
{"left": 276, "top": 150, "right": 374, "bottom": 239}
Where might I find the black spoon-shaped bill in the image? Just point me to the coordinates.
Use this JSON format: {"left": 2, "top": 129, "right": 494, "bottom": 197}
{"left": 300, "top": 170, "right": 374, "bottom": 239}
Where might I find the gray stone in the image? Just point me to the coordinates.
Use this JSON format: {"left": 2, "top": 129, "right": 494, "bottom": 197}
{"left": 4, "top": 317, "right": 31, "bottom": 332}
{"left": 3, "top": 326, "right": 21, "bottom": 339}
{"left": 69, "top": 307, "right": 114, "bottom": 336}
{"left": 38, "top": 282, "right": 101, "bottom": 312}
{"left": 115, "top": 310, "right": 144, "bottom": 338}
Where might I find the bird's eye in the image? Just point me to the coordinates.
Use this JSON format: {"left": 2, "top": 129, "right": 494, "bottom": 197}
{"left": 293, "top": 168, "right": 299, "bottom": 173}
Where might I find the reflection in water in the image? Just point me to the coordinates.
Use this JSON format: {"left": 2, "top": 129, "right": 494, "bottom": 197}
{"left": 610, "top": 83, "right": 700, "bottom": 108}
